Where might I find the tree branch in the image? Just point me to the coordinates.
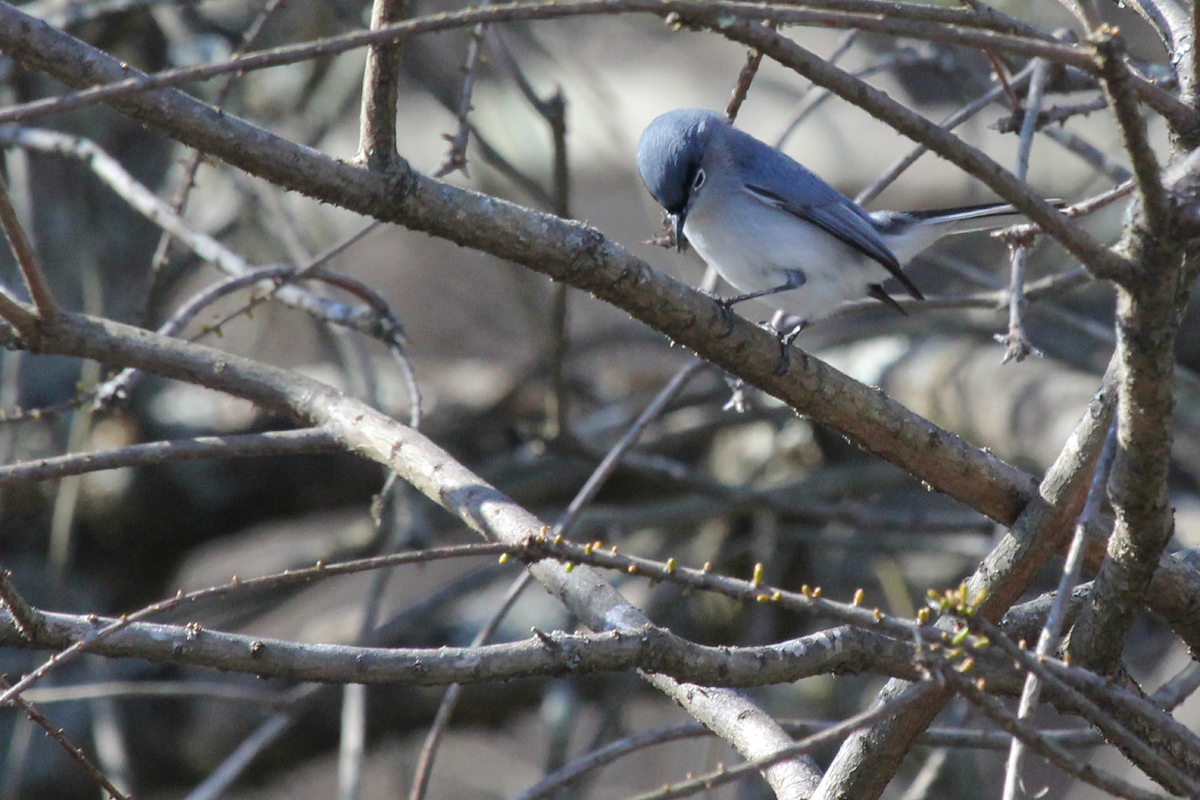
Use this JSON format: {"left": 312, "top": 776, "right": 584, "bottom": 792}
{"left": 813, "top": 361, "right": 1117, "bottom": 800}
{"left": 0, "top": 428, "right": 339, "bottom": 484}
{"left": 357, "top": 0, "right": 409, "bottom": 171}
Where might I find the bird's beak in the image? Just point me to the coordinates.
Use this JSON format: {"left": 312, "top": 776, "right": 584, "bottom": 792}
{"left": 671, "top": 211, "right": 686, "bottom": 252}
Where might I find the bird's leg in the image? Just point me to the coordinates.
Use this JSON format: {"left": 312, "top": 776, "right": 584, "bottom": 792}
{"left": 700, "top": 270, "right": 806, "bottom": 338}
{"left": 724, "top": 270, "right": 807, "bottom": 307}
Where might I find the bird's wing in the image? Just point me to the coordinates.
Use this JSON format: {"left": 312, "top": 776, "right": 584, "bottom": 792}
{"left": 742, "top": 182, "right": 923, "bottom": 300}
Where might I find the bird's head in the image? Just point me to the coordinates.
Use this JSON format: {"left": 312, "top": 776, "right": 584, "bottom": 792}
{"left": 636, "top": 109, "right": 725, "bottom": 251}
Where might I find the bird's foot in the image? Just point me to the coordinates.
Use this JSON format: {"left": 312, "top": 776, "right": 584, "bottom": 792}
{"left": 698, "top": 289, "right": 738, "bottom": 337}
{"left": 759, "top": 314, "right": 806, "bottom": 375}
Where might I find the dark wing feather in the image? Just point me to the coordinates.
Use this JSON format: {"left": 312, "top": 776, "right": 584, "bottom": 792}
{"left": 743, "top": 183, "right": 923, "bottom": 301}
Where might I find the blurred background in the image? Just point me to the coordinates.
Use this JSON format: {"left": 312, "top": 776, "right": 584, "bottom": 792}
{"left": 1, "top": 0, "right": 1198, "bottom": 797}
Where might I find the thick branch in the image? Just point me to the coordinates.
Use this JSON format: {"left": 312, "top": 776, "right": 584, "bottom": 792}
{"left": 1067, "top": 243, "right": 1188, "bottom": 672}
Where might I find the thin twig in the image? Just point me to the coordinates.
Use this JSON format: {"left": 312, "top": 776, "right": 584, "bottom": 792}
{"left": 183, "top": 565, "right": 505, "bottom": 800}
{"left": 992, "top": 95, "right": 1108, "bottom": 133}
{"left": 1001, "top": 421, "right": 1116, "bottom": 800}
{"left": 0, "top": 569, "right": 44, "bottom": 640}
{"left": 726, "top": 22, "right": 776, "bottom": 121}
{"left": 489, "top": 31, "right": 573, "bottom": 436}
{"left": 995, "top": 58, "right": 1049, "bottom": 363}
{"left": 0, "top": 679, "right": 128, "bottom": 800}
{"left": 436, "top": 3, "right": 488, "bottom": 178}
{"left": 966, "top": 613, "right": 1200, "bottom": 796}
{"left": 1093, "top": 28, "right": 1171, "bottom": 240}
{"left": 555, "top": 359, "right": 705, "bottom": 537}
{"left": 0, "top": 127, "right": 369, "bottom": 332}
{"left": 410, "top": 358, "right": 706, "bottom": 798}
{"left": 407, "top": 571, "right": 531, "bottom": 800}
{"left": 774, "top": 27, "right": 860, "bottom": 147}
{"left": 0, "top": 542, "right": 516, "bottom": 707}
{"left": 0, "top": 428, "right": 339, "bottom": 484}
{"left": 625, "top": 685, "right": 937, "bottom": 800}
{"left": 0, "top": 0, "right": 1098, "bottom": 128}
{"left": 141, "top": 0, "right": 287, "bottom": 326}
{"left": 941, "top": 668, "right": 1171, "bottom": 800}
{"left": 339, "top": 487, "right": 421, "bottom": 800}
{"left": 0, "top": 174, "right": 56, "bottom": 322}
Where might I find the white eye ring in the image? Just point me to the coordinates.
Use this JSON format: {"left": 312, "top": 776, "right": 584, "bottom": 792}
{"left": 692, "top": 168, "right": 706, "bottom": 191}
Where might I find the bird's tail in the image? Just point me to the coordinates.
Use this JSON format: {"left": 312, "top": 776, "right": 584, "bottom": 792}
{"left": 905, "top": 202, "right": 1049, "bottom": 235}
{"left": 876, "top": 200, "right": 1064, "bottom": 263}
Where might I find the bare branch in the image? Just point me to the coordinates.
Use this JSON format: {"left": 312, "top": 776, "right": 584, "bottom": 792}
{"left": 0, "top": 127, "right": 372, "bottom": 332}
{"left": 1093, "top": 28, "right": 1172, "bottom": 241}
{"left": 358, "top": 0, "right": 410, "bottom": 171}
{"left": 0, "top": 678, "right": 129, "bottom": 800}
{"left": 941, "top": 668, "right": 1173, "bottom": 800}
{"left": 814, "top": 361, "right": 1117, "bottom": 800}
{"left": 0, "top": 568, "right": 44, "bottom": 640}
{"left": 19, "top": 310, "right": 818, "bottom": 799}
{"left": 995, "top": 58, "right": 1050, "bottom": 363}
{"left": 0, "top": 173, "right": 57, "bottom": 322}
{"left": 435, "top": 10, "right": 487, "bottom": 178}
{"left": 0, "top": 1, "right": 1099, "bottom": 127}
{"left": 0, "top": 428, "right": 339, "bottom": 484}
{"left": 408, "top": 572, "right": 531, "bottom": 800}
{"left": 1002, "top": 421, "right": 1115, "bottom": 800}
{"left": 141, "top": 0, "right": 287, "bottom": 326}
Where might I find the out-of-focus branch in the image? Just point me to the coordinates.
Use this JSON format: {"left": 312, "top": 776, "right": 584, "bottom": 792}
{"left": 0, "top": 127, "right": 370, "bottom": 332}
{"left": 0, "top": 429, "right": 339, "bottom": 484}
{"left": 995, "top": 58, "right": 1049, "bottom": 363}
{"left": 0, "top": 678, "right": 129, "bottom": 800}
{"left": 0, "top": 1, "right": 1100, "bottom": 125}
{"left": 0, "top": 173, "right": 57, "bottom": 322}
{"left": 357, "top": 0, "right": 410, "bottom": 171}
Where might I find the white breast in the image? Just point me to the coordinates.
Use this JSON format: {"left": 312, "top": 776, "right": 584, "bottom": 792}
{"left": 684, "top": 194, "right": 894, "bottom": 322}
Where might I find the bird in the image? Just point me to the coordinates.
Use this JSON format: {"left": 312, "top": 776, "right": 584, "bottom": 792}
{"left": 636, "top": 108, "right": 1035, "bottom": 331}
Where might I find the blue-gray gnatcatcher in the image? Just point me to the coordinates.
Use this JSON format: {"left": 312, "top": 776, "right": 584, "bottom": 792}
{"left": 636, "top": 108, "right": 1030, "bottom": 326}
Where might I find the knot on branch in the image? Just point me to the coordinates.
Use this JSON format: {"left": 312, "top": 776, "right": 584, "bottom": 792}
{"left": 1087, "top": 24, "right": 1125, "bottom": 62}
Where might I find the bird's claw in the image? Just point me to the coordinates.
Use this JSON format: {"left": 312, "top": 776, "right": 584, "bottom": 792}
{"left": 758, "top": 319, "right": 806, "bottom": 375}
{"left": 699, "top": 289, "right": 737, "bottom": 337}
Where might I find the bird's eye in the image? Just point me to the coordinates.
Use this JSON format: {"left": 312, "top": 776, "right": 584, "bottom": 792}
{"left": 692, "top": 168, "right": 706, "bottom": 191}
